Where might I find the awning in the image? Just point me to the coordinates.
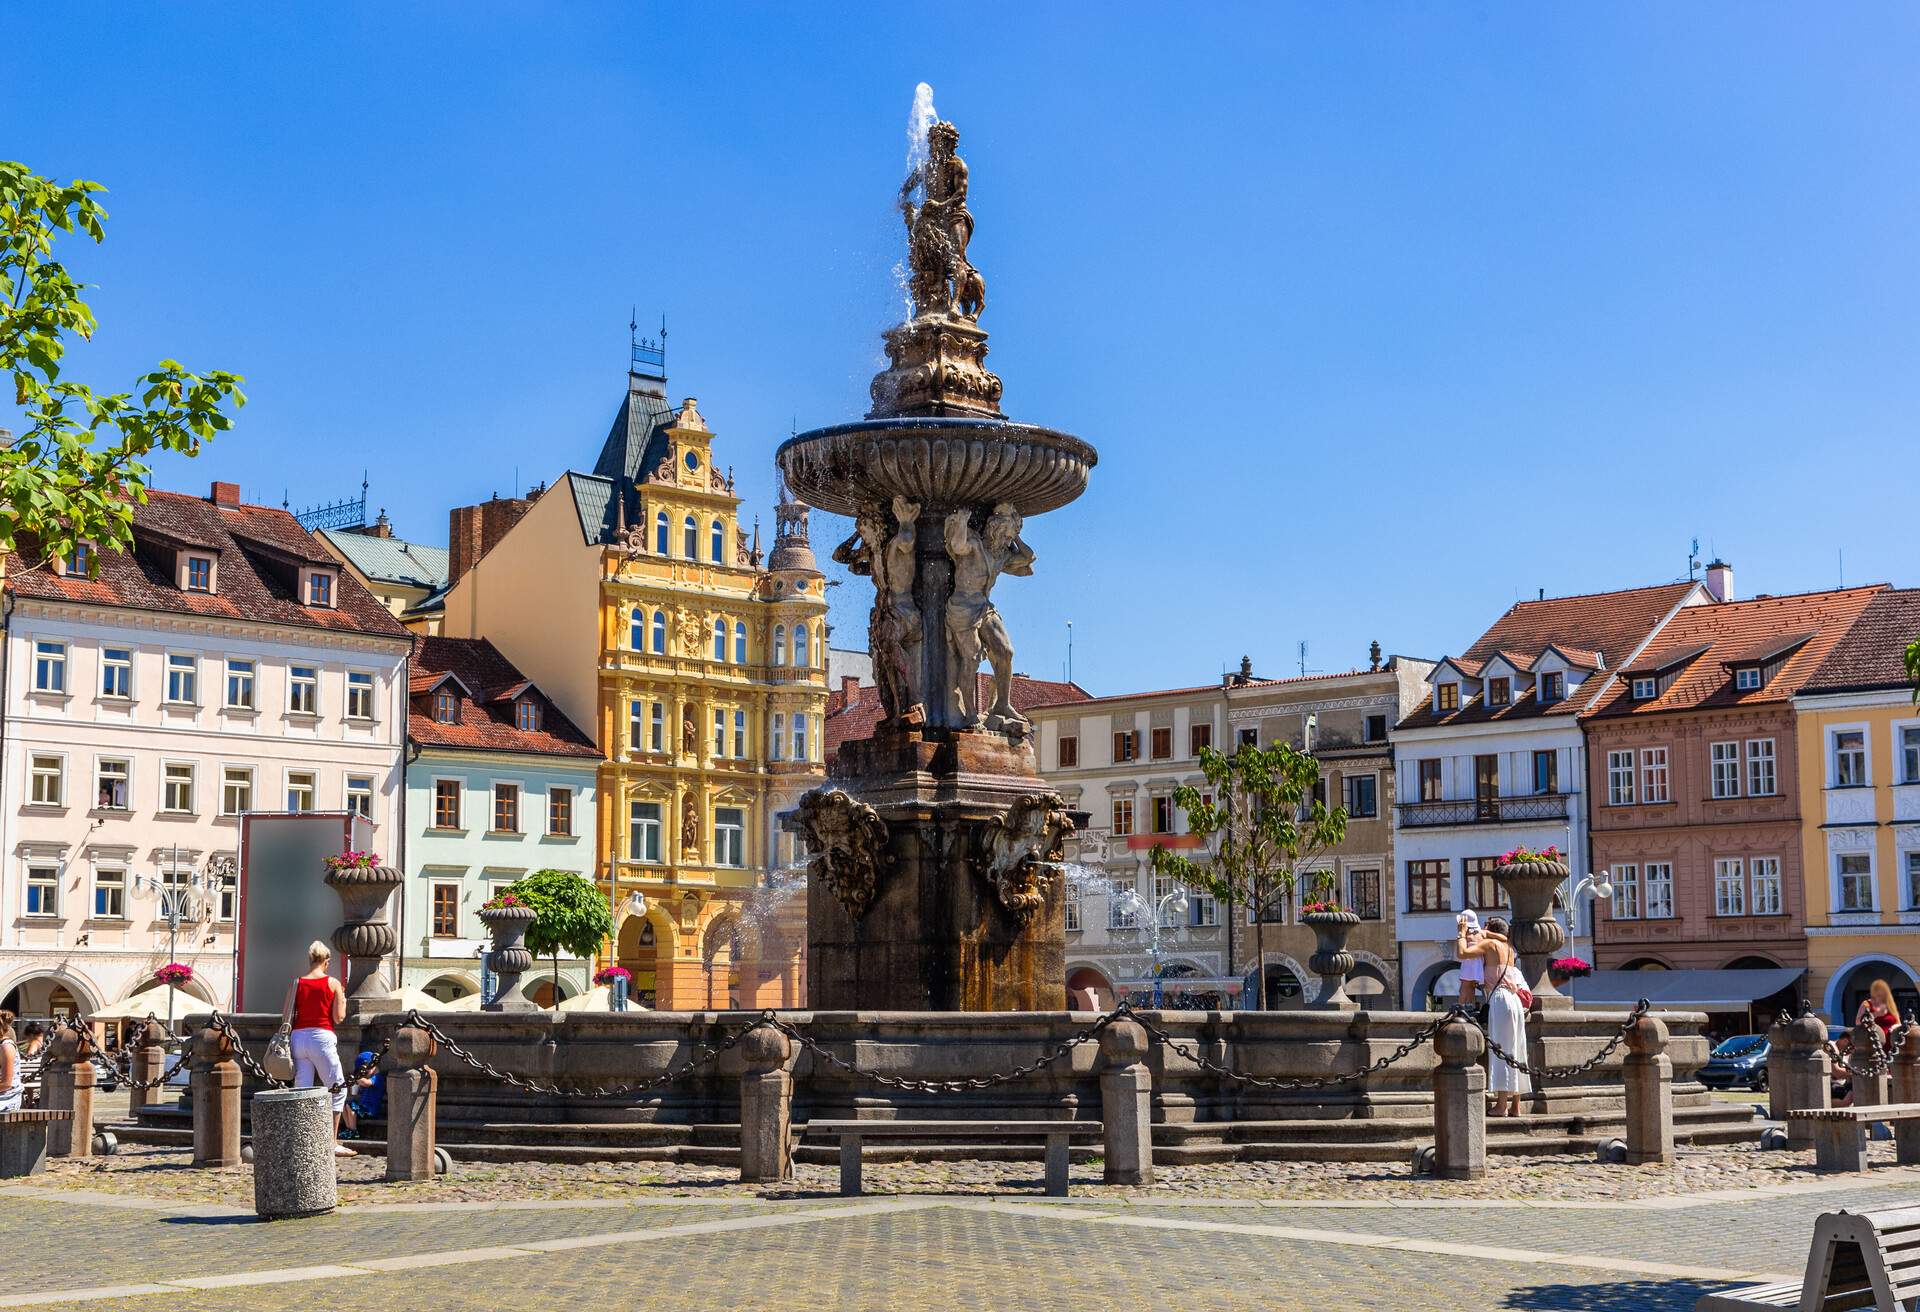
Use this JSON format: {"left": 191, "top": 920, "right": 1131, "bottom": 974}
{"left": 1565, "top": 967, "right": 1804, "bottom": 1013}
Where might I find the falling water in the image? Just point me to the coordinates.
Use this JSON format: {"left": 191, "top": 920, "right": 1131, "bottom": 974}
{"left": 891, "top": 81, "right": 939, "bottom": 317}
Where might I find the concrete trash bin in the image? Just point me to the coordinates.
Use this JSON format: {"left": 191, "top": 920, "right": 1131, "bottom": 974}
{"left": 251, "top": 1087, "right": 338, "bottom": 1219}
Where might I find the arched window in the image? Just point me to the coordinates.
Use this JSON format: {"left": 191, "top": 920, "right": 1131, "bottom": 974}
{"left": 629, "top": 607, "right": 644, "bottom": 650}
{"left": 794, "top": 624, "right": 810, "bottom": 668}
{"left": 713, "top": 618, "right": 728, "bottom": 661}
{"left": 711, "top": 519, "right": 725, "bottom": 563}
{"left": 683, "top": 515, "right": 697, "bottom": 558}
{"left": 654, "top": 511, "right": 669, "bottom": 556}
{"left": 772, "top": 624, "right": 787, "bottom": 666}
{"left": 733, "top": 621, "right": 747, "bottom": 664}
{"left": 651, "top": 610, "right": 667, "bottom": 654}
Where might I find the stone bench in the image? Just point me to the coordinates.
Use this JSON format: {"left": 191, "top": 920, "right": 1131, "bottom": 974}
{"left": 1788, "top": 1103, "right": 1920, "bottom": 1173}
{"left": 0, "top": 1110, "right": 73, "bottom": 1178}
{"left": 808, "top": 1120, "right": 1103, "bottom": 1197}
{"left": 1697, "top": 1201, "right": 1920, "bottom": 1311}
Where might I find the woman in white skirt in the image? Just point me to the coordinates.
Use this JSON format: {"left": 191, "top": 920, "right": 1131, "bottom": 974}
{"left": 1458, "top": 915, "right": 1530, "bottom": 1116}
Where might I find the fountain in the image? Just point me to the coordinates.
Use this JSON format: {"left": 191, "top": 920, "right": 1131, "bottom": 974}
{"left": 779, "top": 90, "right": 1097, "bottom": 1010}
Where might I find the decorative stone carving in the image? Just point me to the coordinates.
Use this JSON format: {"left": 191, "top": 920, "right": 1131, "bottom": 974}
{"left": 681, "top": 790, "right": 700, "bottom": 859}
{"left": 901, "top": 119, "right": 980, "bottom": 322}
{"left": 978, "top": 793, "right": 1073, "bottom": 926}
{"left": 792, "top": 788, "right": 892, "bottom": 922}
{"left": 1493, "top": 859, "right": 1570, "bottom": 1010}
{"left": 477, "top": 903, "right": 536, "bottom": 1013}
{"left": 324, "top": 862, "right": 403, "bottom": 1006}
{"left": 678, "top": 610, "right": 704, "bottom": 656}
{"left": 835, "top": 496, "right": 923, "bottom": 722}
{"left": 944, "top": 502, "right": 1033, "bottom": 730}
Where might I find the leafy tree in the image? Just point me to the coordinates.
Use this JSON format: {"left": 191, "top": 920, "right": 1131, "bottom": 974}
{"left": 1, "top": 161, "right": 244, "bottom": 568}
{"left": 508, "top": 868, "right": 614, "bottom": 1009}
{"left": 1907, "top": 637, "right": 1918, "bottom": 703}
{"left": 1149, "top": 742, "right": 1348, "bottom": 1009}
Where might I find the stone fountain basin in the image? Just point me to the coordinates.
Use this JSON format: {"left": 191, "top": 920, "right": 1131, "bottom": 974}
{"left": 777, "top": 417, "right": 1097, "bottom": 517}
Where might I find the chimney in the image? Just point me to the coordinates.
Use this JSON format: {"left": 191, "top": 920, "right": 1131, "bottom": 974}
{"left": 210, "top": 481, "right": 241, "bottom": 507}
{"left": 1704, "top": 559, "right": 1734, "bottom": 603}
{"left": 840, "top": 676, "right": 861, "bottom": 703}
{"left": 447, "top": 492, "right": 536, "bottom": 585}
{"left": 368, "top": 509, "right": 393, "bottom": 539}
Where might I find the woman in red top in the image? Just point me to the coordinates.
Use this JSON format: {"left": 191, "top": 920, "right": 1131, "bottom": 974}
{"left": 281, "top": 940, "right": 352, "bottom": 1156}
{"left": 1857, "top": 978, "right": 1903, "bottom": 1045}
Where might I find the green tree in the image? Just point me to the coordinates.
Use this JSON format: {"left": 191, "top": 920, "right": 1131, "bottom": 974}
{"left": 1907, "top": 637, "right": 1918, "bottom": 703}
{"left": 1, "top": 161, "right": 244, "bottom": 568}
{"left": 509, "top": 868, "right": 614, "bottom": 1010}
{"left": 1149, "top": 742, "right": 1348, "bottom": 1009}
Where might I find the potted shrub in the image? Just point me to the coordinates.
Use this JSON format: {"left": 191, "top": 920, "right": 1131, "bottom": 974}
{"left": 478, "top": 890, "right": 537, "bottom": 1012}
{"left": 1549, "top": 955, "right": 1593, "bottom": 987}
{"left": 152, "top": 962, "right": 194, "bottom": 989}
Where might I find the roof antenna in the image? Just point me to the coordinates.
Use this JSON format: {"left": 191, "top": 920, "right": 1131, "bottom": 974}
{"left": 1687, "top": 537, "right": 1701, "bottom": 581}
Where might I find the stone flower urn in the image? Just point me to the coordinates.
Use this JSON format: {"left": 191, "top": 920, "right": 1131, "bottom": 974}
{"left": 324, "top": 862, "right": 403, "bottom": 1007}
{"left": 1491, "top": 859, "right": 1570, "bottom": 1010}
{"left": 478, "top": 904, "right": 537, "bottom": 1012}
{"left": 1301, "top": 909, "right": 1361, "bottom": 1012}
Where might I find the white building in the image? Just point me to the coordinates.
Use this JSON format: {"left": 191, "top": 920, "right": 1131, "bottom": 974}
{"left": 1391, "top": 581, "right": 1711, "bottom": 1008}
{"left": 0, "top": 482, "right": 412, "bottom": 1018}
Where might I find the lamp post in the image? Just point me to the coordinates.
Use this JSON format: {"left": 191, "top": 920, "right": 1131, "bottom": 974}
{"left": 135, "top": 845, "right": 203, "bottom": 1032}
{"left": 1114, "top": 885, "right": 1189, "bottom": 1008}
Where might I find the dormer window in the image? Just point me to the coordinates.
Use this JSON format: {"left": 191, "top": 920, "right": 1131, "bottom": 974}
{"left": 1631, "top": 677, "right": 1657, "bottom": 700}
{"left": 1540, "top": 671, "right": 1565, "bottom": 704}
{"left": 63, "top": 543, "right": 92, "bottom": 576}
{"left": 1436, "top": 683, "right": 1460, "bottom": 713}
{"left": 1734, "top": 667, "right": 1762, "bottom": 692}
{"left": 1487, "top": 677, "right": 1511, "bottom": 708}
{"left": 433, "top": 690, "right": 458, "bottom": 723}
{"left": 514, "top": 698, "right": 542, "bottom": 733}
{"left": 304, "top": 568, "right": 336, "bottom": 608}
{"left": 185, "top": 555, "right": 214, "bottom": 593}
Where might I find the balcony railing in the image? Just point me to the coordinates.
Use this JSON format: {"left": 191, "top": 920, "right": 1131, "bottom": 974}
{"left": 1397, "top": 792, "right": 1573, "bottom": 828}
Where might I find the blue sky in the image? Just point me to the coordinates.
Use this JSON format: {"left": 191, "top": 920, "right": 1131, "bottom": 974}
{"left": 11, "top": 6, "right": 1919, "bottom": 694}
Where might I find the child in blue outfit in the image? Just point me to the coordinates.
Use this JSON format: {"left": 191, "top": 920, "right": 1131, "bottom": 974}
{"left": 339, "top": 1050, "right": 384, "bottom": 1140}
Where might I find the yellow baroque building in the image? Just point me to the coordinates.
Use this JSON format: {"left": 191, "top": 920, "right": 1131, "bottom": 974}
{"left": 442, "top": 345, "right": 826, "bottom": 1008}
{"left": 1790, "top": 588, "right": 1920, "bottom": 1022}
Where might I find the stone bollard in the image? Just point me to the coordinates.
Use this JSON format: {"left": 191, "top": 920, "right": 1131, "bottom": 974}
{"left": 737, "top": 1024, "right": 794, "bottom": 1184}
{"left": 1622, "top": 1014, "right": 1674, "bottom": 1166}
{"left": 40, "top": 1029, "right": 95, "bottom": 1159}
{"left": 1765, "top": 1016, "right": 1792, "bottom": 1122}
{"left": 1098, "top": 1018, "right": 1154, "bottom": 1185}
{"left": 1891, "top": 1024, "right": 1920, "bottom": 1166}
{"left": 191, "top": 1024, "right": 243, "bottom": 1168}
{"left": 1851, "top": 1021, "right": 1890, "bottom": 1111}
{"left": 383, "top": 1026, "right": 439, "bottom": 1182}
{"left": 1781, "top": 1015, "right": 1831, "bottom": 1148}
{"left": 1431, "top": 1016, "right": 1486, "bottom": 1181}
{"left": 251, "top": 1087, "right": 338, "bottom": 1218}
{"left": 129, "top": 1021, "right": 168, "bottom": 1106}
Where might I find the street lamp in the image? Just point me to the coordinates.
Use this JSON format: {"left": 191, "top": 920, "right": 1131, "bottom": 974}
{"left": 1114, "top": 884, "right": 1190, "bottom": 1008}
{"left": 134, "top": 847, "right": 205, "bottom": 1031}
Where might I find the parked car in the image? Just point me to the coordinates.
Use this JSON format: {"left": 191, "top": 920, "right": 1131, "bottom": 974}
{"left": 1699, "top": 1033, "right": 1771, "bottom": 1090}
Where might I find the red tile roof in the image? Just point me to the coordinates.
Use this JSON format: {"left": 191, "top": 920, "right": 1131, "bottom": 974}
{"left": 5, "top": 488, "right": 410, "bottom": 640}
{"left": 1800, "top": 588, "right": 1920, "bottom": 695}
{"left": 1587, "top": 585, "right": 1886, "bottom": 718}
{"left": 825, "top": 674, "right": 1090, "bottom": 764}
{"left": 408, "top": 636, "right": 599, "bottom": 758}
{"left": 1398, "top": 581, "right": 1702, "bottom": 730}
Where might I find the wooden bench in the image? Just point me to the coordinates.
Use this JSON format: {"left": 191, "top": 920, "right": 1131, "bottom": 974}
{"left": 1788, "top": 1103, "right": 1920, "bottom": 1173}
{"left": 808, "top": 1120, "right": 1103, "bottom": 1197}
{"left": 0, "top": 1110, "right": 73, "bottom": 1179}
{"left": 1698, "top": 1201, "right": 1920, "bottom": 1311}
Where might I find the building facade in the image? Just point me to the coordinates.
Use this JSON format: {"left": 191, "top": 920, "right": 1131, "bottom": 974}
{"left": 1025, "top": 653, "right": 1426, "bottom": 1010}
{"left": 1585, "top": 584, "right": 1884, "bottom": 1019}
{"left": 1392, "top": 581, "right": 1710, "bottom": 1008}
{"left": 318, "top": 515, "right": 451, "bottom": 635}
{"left": 440, "top": 346, "right": 826, "bottom": 1008}
{"left": 1789, "top": 587, "right": 1920, "bottom": 1022}
{"left": 402, "top": 637, "right": 600, "bottom": 1004}
{"left": 0, "top": 483, "right": 411, "bottom": 1017}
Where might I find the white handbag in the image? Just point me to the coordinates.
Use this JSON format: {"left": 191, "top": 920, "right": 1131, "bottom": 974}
{"left": 264, "top": 1023, "right": 294, "bottom": 1082}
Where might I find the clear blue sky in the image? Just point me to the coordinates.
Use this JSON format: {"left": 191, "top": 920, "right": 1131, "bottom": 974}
{"left": 13, "top": 7, "right": 1919, "bottom": 694}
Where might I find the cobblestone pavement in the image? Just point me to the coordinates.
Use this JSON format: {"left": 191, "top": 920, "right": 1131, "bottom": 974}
{"left": 5, "top": 1158, "right": 1920, "bottom": 1311}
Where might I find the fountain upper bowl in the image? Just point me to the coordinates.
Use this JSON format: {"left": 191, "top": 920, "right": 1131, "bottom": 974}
{"left": 777, "top": 417, "right": 1097, "bottom": 518}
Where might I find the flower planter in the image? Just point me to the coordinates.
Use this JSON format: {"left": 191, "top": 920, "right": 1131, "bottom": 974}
{"left": 323, "top": 863, "right": 403, "bottom": 1006}
{"left": 478, "top": 905, "right": 538, "bottom": 1012}
{"left": 1301, "top": 909, "right": 1361, "bottom": 1012}
{"left": 1491, "top": 859, "right": 1571, "bottom": 1010}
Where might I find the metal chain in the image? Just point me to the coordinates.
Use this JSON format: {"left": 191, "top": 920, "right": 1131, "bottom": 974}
{"left": 206, "top": 1013, "right": 391, "bottom": 1094}
{"left": 400, "top": 1010, "right": 746, "bottom": 1099}
{"left": 1129, "top": 1007, "right": 1461, "bottom": 1091}
{"left": 1470, "top": 999, "right": 1650, "bottom": 1081}
{"left": 1780, "top": 1007, "right": 1912, "bottom": 1079}
{"left": 764, "top": 1007, "right": 1124, "bottom": 1094}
